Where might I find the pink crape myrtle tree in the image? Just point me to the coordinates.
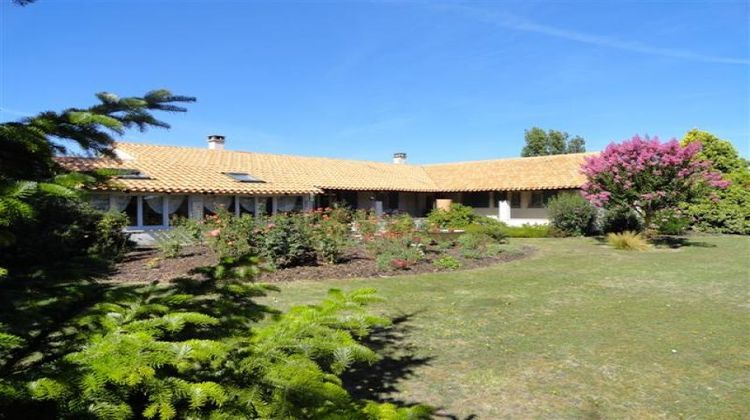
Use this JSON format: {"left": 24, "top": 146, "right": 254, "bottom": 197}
{"left": 581, "top": 135, "right": 729, "bottom": 234}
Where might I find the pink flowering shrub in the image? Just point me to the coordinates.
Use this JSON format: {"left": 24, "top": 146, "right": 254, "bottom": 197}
{"left": 581, "top": 135, "right": 729, "bottom": 232}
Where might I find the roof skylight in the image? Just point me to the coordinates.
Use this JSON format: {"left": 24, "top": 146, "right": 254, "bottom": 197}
{"left": 224, "top": 172, "right": 264, "bottom": 183}
{"left": 115, "top": 169, "right": 150, "bottom": 179}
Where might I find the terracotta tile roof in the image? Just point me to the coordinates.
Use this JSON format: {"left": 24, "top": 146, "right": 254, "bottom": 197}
{"left": 424, "top": 153, "right": 596, "bottom": 191}
{"left": 56, "top": 142, "right": 593, "bottom": 194}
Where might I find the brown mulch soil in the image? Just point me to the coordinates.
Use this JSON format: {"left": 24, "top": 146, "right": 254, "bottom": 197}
{"left": 104, "top": 245, "right": 535, "bottom": 284}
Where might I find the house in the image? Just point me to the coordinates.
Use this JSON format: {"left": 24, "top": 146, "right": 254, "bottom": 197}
{"left": 58, "top": 135, "right": 592, "bottom": 234}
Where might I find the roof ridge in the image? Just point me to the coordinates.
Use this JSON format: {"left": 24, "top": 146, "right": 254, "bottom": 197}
{"left": 421, "top": 152, "right": 598, "bottom": 167}
{"left": 114, "top": 141, "right": 417, "bottom": 167}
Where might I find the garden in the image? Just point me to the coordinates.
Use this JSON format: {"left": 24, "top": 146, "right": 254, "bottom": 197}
{"left": 115, "top": 204, "right": 534, "bottom": 284}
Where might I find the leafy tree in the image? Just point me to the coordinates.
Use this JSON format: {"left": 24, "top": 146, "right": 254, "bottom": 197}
{"left": 521, "top": 127, "right": 586, "bottom": 157}
{"left": 680, "top": 129, "right": 750, "bottom": 234}
{"left": 0, "top": 90, "right": 195, "bottom": 275}
{"left": 566, "top": 135, "right": 586, "bottom": 153}
{"left": 581, "top": 135, "right": 729, "bottom": 234}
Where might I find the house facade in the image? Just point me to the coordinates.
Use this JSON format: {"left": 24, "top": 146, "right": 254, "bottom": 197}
{"left": 58, "top": 135, "right": 592, "bottom": 234}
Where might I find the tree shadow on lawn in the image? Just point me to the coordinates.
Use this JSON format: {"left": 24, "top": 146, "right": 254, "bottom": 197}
{"left": 592, "top": 235, "right": 717, "bottom": 249}
{"left": 341, "top": 312, "right": 478, "bottom": 420}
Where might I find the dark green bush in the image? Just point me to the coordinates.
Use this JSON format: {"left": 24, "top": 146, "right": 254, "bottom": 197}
{"left": 1, "top": 197, "right": 131, "bottom": 271}
{"left": 546, "top": 192, "right": 596, "bottom": 236}
{"left": 599, "top": 206, "right": 643, "bottom": 234}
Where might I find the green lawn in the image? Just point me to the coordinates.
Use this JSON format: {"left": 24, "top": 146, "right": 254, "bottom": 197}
{"left": 267, "top": 235, "right": 750, "bottom": 418}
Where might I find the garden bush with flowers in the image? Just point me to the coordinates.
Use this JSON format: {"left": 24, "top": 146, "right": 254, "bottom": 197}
{"left": 174, "top": 205, "right": 514, "bottom": 275}
{"left": 582, "top": 135, "right": 729, "bottom": 237}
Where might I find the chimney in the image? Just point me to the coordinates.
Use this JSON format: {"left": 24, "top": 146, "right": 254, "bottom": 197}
{"left": 207, "top": 134, "right": 225, "bottom": 150}
{"left": 392, "top": 152, "right": 407, "bottom": 164}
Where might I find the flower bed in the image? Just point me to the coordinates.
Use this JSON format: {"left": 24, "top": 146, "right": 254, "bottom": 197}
{"left": 107, "top": 207, "right": 533, "bottom": 283}
{"left": 105, "top": 242, "right": 533, "bottom": 284}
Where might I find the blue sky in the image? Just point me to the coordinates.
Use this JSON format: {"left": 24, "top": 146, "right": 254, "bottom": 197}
{"left": 1, "top": 0, "right": 748, "bottom": 163}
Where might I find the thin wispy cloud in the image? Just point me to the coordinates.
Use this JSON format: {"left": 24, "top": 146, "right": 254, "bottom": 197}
{"left": 433, "top": 4, "right": 750, "bottom": 65}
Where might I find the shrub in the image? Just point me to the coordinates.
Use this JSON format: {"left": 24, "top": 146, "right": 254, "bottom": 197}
{"left": 434, "top": 255, "right": 461, "bottom": 270}
{"left": 484, "top": 242, "right": 505, "bottom": 256}
{"left": 310, "top": 217, "right": 351, "bottom": 264}
{"left": 204, "top": 211, "right": 254, "bottom": 259}
{"left": 500, "top": 223, "right": 550, "bottom": 238}
{"left": 353, "top": 209, "right": 379, "bottom": 238}
{"left": 154, "top": 229, "right": 187, "bottom": 259}
{"left": 607, "top": 231, "right": 650, "bottom": 251}
{"left": 1, "top": 197, "right": 131, "bottom": 272}
{"left": 546, "top": 192, "right": 596, "bottom": 236}
{"left": 369, "top": 236, "right": 424, "bottom": 271}
{"left": 427, "top": 203, "right": 477, "bottom": 229}
{"left": 384, "top": 213, "right": 415, "bottom": 235}
{"left": 260, "top": 215, "right": 316, "bottom": 268}
{"left": 171, "top": 216, "right": 208, "bottom": 244}
{"left": 460, "top": 248, "right": 484, "bottom": 259}
{"left": 88, "top": 211, "right": 131, "bottom": 261}
{"left": 654, "top": 209, "right": 689, "bottom": 235}
{"left": 434, "top": 239, "right": 454, "bottom": 251}
{"left": 599, "top": 206, "right": 643, "bottom": 234}
{"left": 457, "top": 232, "right": 491, "bottom": 250}
{"left": 327, "top": 202, "right": 354, "bottom": 224}
{"left": 464, "top": 218, "right": 508, "bottom": 242}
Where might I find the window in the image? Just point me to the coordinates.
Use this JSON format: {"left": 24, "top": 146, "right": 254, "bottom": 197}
{"left": 224, "top": 172, "right": 263, "bottom": 183}
{"left": 122, "top": 197, "right": 138, "bottom": 226}
{"left": 510, "top": 192, "right": 522, "bottom": 208}
{"left": 336, "top": 191, "right": 358, "bottom": 209}
{"left": 543, "top": 190, "right": 558, "bottom": 206}
{"left": 89, "top": 194, "right": 110, "bottom": 211}
{"left": 462, "top": 191, "right": 490, "bottom": 208}
{"left": 257, "top": 197, "right": 274, "bottom": 216}
{"left": 387, "top": 191, "right": 399, "bottom": 210}
{"left": 204, "top": 196, "right": 234, "bottom": 217}
{"left": 529, "top": 191, "right": 545, "bottom": 208}
{"left": 143, "top": 195, "right": 164, "bottom": 226}
{"left": 277, "top": 196, "right": 303, "bottom": 213}
{"left": 116, "top": 169, "right": 150, "bottom": 179}
{"left": 168, "top": 196, "right": 189, "bottom": 221}
{"left": 238, "top": 197, "right": 256, "bottom": 216}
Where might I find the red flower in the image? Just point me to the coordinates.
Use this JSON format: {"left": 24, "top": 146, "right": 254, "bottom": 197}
{"left": 390, "top": 258, "right": 409, "bottom": 270}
